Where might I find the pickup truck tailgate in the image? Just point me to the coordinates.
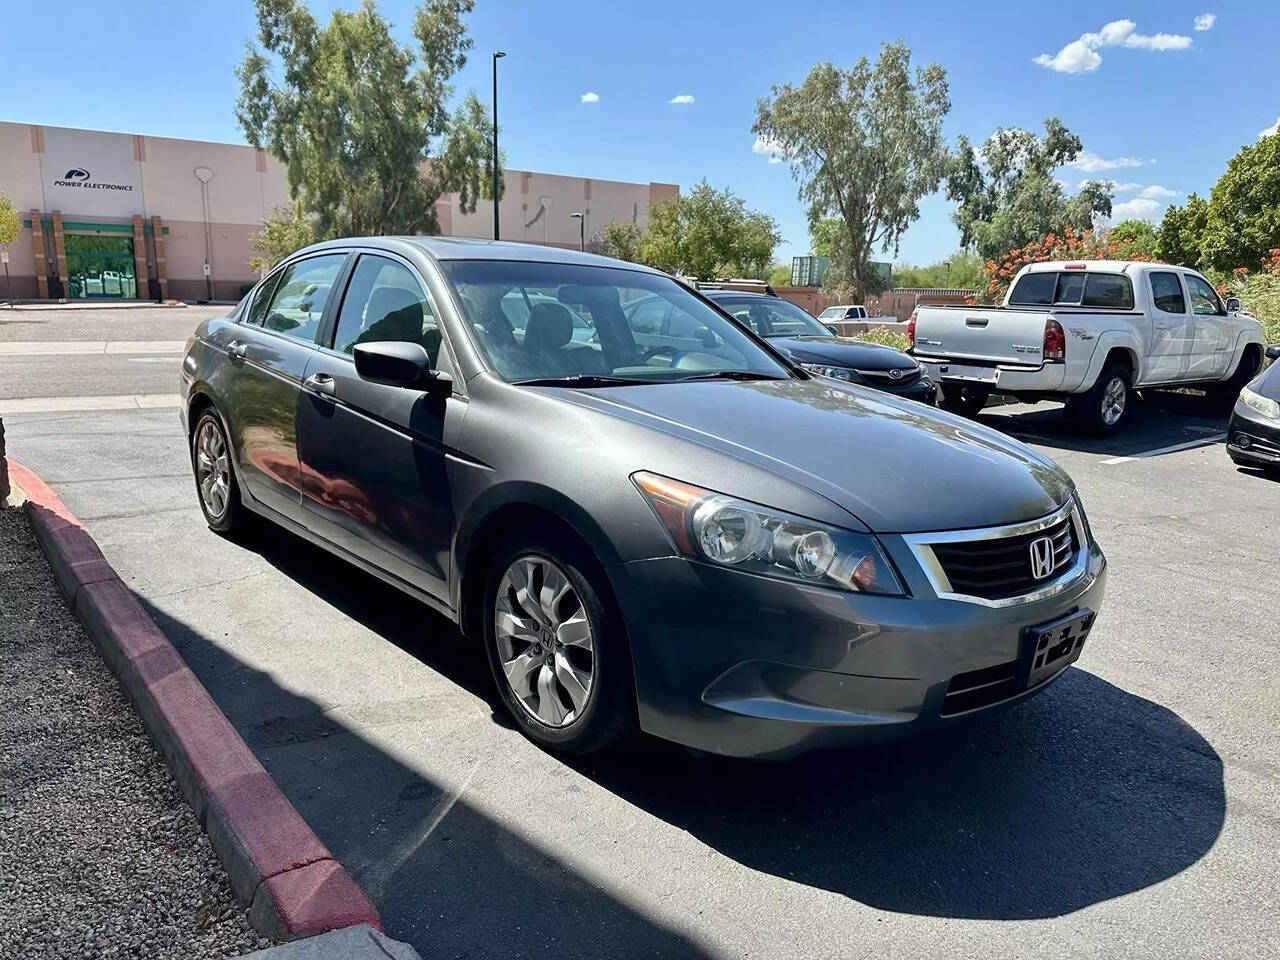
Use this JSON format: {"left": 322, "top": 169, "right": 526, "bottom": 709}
{"left": 913, "top": 306, "right": 1049, "bottom": 365}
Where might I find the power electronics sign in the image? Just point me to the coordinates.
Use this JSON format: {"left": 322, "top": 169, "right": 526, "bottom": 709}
{"left": 42, "top": 127, "right": 143, "bottom": 217}
{"left": 52, "top": 168, "right": 135, "bottom": 193}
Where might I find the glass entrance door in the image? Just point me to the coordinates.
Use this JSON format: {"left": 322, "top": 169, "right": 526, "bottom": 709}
{"left": 65, "top": 235, "right": 137, "bottom": 299}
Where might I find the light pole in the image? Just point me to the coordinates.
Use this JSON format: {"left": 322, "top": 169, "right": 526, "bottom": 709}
{"left": 492, "top": 51, "right": 505, "bottom": 241}
{"left": 570, "top": 212, "right": 584, "bottom": 252}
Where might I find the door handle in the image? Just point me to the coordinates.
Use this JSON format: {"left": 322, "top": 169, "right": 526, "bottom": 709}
{"left": 227, "top": 340, "right": 247, "bottom": 360}
{"left": 303, "top": 372, "right": 336, "bottom": 398}
{"left": 965, "top": 317, "right": 989, "bottom": 327}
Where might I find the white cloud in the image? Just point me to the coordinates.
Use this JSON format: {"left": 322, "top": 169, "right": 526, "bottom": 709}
{"left": 1111, "top": 197, "right": 1162, "bottom": 220}
{"left": 1137, "top": 184, "right": 1178, "bottom": 199}
{"left": 752, "top": 134, "right": 785, "bottom": 164}
{"left": 1065, "top": 150, "right": 1152, "bottom": 173}
{"left": 1035, "top": 18, "right": 1193, "bottom": 73}
{"left": 579, "top": 91, "right": 599, "bottom": 103}
{"left": 1260, "top": 117, "right": 1280, "bottom": 140}
{"left": 1077, "top": 180, "right": 1177, "bottom": 201}
{"left": 668, "top": 94, "right": 695, "bottom": 104}
{"left": 1194, "top": 13, "right": 1216, "bottom": 31}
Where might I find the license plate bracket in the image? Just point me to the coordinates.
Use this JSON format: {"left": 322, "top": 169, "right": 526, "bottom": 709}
{"left": 1018, "top": 608, "right": 1095, "bottom": 689}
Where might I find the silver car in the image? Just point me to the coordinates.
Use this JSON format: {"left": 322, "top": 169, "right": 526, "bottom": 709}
{"left": 179, "top": 237, "right": 1107, "bottom": 758}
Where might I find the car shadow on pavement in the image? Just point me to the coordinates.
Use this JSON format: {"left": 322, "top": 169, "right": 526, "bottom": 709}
{"left": 974, "top": 391, "right": 1230, "bottom": 459}
{"left": 144, "top": 519, "right": 1224, "bottom": 936}
{"left": 572, "top": 667, "right": 1225, "bottom": 921}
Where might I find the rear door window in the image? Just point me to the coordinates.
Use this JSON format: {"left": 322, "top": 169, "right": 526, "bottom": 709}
{"left": 1082, "top": 274, "right": 1134, "bottom": 309}
{"left": 262, "top": 254, "right": 347, "bottom": 344}
{"left": 244, "top": 270, "right": 283, "bottom": 327}
{"left": 1149, "top": 272, "right": 1187, "bottom": 314}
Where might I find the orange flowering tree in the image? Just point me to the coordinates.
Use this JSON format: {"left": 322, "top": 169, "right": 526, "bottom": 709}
{"left": 1217, "top": 248, "right": 1280, "bottom": 345}
{"left": 982, "top": 227, "right": 1161, "bottom": 302}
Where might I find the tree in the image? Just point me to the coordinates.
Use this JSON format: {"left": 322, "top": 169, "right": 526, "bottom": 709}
{"left": 1156, "top": 194, "right": 1208, "bottom": 268}
{"left": 891, "top": 252, "right": 984, "bottom": 289}
{"left": 754, "top": 42, "right": 950, "bottom": 301}
{"left": 767, "top": 263, "right": 792, "bottom": 287}
{"left": 0, "top": 191, "right": 18, "bottom": 248}
{"left": 1105, "top": 219, "right": 1159, "bottom": 259}
{"left": 945, "top": 118, "right": 1113, "bottom": 262}
{"left": 235, "top": 0, "right": 501, "bottom": 238}
{"left": 1200, "top": 135, "right": 1280, "bottom": 272}
{"left": 593, "top": 221, "right": 645, "bottom": 263}
{"left": 248, "top": 201, "right": 319, "bottom": 274}
{"left": 640, "top": 180, "right": 780, "bottom": 280}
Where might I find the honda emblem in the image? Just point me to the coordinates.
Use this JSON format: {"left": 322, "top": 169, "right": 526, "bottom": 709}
{"left": 1028, "top": 536, "right": 1055, "bottom": 580}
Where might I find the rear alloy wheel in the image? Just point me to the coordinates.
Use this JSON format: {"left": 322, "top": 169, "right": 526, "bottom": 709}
{"left": 484, "top": 537, "right": 634, "bottom": 754}
{"left": 1067, "top": 362, "right": 1132, "bottom": 435}
{"left": 192, "top": 411, "right": 243, "bottom": 533}
{"left": 939, "top": 383, "right": 990, "bottom": 418}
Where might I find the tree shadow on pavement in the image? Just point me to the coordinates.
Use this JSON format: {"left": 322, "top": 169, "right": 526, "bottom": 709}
{"left": 571, "top": 668, "right": 1225, "bottom": 921}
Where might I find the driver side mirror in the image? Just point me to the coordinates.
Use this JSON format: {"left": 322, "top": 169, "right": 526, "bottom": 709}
{"left": 1266, "top": 343, "right": 1280, "bottom": 361}
{"left": 824, "top": 323, "right": 840, "bottom": 336}
{"left": 354, "top": 341, "right": 452, "bottom": 397}
{"left": 1225, "top": 296, "right": 1242, "bottom": 313}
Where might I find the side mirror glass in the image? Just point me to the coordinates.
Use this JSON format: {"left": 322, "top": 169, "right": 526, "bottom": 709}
{"left": 1225, "top": 296, "right": 1242, "bottom": 313}
{"left": 353, "top": 341, "right": 451, "bottom": 397}
{"left": 1265, "top": 343, "right": 1280, "bottom": 361}
{"left": 695, "top": 326, "right": 721, "bottom": 349}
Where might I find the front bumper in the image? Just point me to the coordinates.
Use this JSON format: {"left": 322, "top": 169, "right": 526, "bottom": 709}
{"left": 1227, "top": 403, "right": 1280, "bottom": 469}
{"left": 873, "top": 376, "right": 937, "bottom": 405}
{"left": 613, "top": 537, "right": 1107, "bottom": 758}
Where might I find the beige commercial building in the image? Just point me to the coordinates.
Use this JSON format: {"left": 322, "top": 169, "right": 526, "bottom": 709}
{"left": 0, "top": 120, "right": 678, "bottom": 302}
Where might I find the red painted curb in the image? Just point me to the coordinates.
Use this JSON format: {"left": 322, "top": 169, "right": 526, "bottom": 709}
{"left": 7, "top": 460, "right": 381, "bottom": 942}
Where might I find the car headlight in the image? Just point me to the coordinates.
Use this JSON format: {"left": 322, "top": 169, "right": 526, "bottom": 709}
{"left": 1240, "top": 385, "right": 1280, "bottom": 419}
{"left": 632, "top": 472, "right": 905, "bottom": 595}
{"left": 1070, "top": 489, "right": 1093, "bottom": 546}
{"left": 798, "top": 362, "right": 858, "bottom": 382}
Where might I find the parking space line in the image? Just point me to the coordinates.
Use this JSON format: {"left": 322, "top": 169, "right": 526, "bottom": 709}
{"left": 1102, "top": 434, "right": 1227, "bottom": 465}
{"left": 0, "top": 394, "right": 180, "bottom": 414}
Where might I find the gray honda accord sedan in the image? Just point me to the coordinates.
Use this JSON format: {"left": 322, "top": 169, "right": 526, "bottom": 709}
{"left": 180, "top": 237, "right": 1107, "bottom": 758}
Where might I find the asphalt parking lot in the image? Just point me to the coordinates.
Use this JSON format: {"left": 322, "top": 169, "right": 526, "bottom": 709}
{"left": 3, "top": 308, "right": 1277, "bottom": 959}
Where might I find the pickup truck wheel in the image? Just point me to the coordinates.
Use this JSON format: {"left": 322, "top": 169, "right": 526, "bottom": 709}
{"left": 1067, "top": 363, "right": 1132, "bottom": 434}
{"left": 939, "top": 383, "right": 990, "bottom": 417}
{"left": 1206, "top": 352, "right": 1260, "bottom": 412}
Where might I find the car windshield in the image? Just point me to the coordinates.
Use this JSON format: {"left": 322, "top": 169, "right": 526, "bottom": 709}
{"left": 442, "top": 260, "right": 793, "bottom": 384}
{"left": 714, "top": 296, "right": 832, "bottom": 338}
{"left": 818, "top": 307, "right": 844, "bottom": 319}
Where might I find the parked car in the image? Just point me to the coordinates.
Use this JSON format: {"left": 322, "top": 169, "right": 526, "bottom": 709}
{"left": 180, "top": 238, "right": 1106, "bottom": 758}
{"left": 702, "top": 290, "right": 936, "bottom": 404}
{"left": 910, "top": 261, "right": 1267, "bottom": 433}
{"left": 1227, "top": 343, "right": 1280, "bottom": 471}
{"left": 819, "top": 304, "right": 869, "bottom": 321}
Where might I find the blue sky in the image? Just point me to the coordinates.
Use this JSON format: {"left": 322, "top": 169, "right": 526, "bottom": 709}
{"left": 3, "top": 1, "right": 1276, "bottom": 266}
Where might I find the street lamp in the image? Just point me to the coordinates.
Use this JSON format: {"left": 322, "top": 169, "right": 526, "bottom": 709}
{"left": 570, "top": 212, "right": 584, "bottom": 252}
{"left": 492, "top": 51, "right": 505, "bottom": 241}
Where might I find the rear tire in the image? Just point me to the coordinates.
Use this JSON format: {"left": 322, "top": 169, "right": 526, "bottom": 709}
{"left": 938, "top": 383, "right": 990, "bottom": 418}
{"left": 1066, "top": 362, "right": 1132, "bottom": 435}
{"left": 191, "top": 410, "right": 244, "bottom": 533}
{"left": 483, "top": 531, "right": 635, "bottom": 755}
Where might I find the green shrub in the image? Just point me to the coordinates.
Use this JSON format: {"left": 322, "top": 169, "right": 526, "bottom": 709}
{"left": 855, "top": 326, "right": 910, "bottom": 352}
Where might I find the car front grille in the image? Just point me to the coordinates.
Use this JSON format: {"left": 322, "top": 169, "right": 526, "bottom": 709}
{"left": 930, "top": 516, "right": 1076, "bottom": 601}
{"left": 855, "top": 366, "right": 921, "bottom": 388}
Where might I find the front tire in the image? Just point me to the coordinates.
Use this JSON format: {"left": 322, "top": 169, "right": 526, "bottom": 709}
{"left": 1066, "top": 362, "right": 1132, "bottom": 434}
{"left": 938, "top": 383, "right": 990, "bottom": 417}
{"left": 191, "top": 410, "right": 243, "bottom": 533}
{"left": 1206, "top": 351, "right": 1260, "bottom": 412}
{"left": 483, "top": 533, "right": 635, "bottom": 754}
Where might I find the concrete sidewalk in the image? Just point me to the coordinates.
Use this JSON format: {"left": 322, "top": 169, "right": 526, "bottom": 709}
{"left": 0, "top": 339, "right": 185, "bottom": 356}
{"left": 238, "top": 925, "right": 420, "bottom": 960}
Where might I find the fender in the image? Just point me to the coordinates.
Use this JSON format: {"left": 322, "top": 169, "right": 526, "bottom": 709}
{"left": 1217, "top": 325, "right": 1266, "bottom": 383}
{"left": 1072, "top": 329, "right": 1144, "bottom": 393}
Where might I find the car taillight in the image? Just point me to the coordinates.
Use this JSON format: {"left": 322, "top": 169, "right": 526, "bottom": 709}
{"left": 907, "top": 309, "right": 917, "bottom": 348}
{"left": 1044, "top": 318, "right": 1065, "bottom": 360}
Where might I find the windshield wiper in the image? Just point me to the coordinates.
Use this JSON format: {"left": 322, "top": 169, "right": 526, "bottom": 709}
{"left": 512, "top": 374, "right": 655, "bottom": 388}
{"left": 672, "top": 370, "right": 788, "bottom": 383}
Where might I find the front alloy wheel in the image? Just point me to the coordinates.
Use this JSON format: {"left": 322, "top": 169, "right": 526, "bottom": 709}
{"left": 494, "top": 556, "right": 595, "bottom": 727}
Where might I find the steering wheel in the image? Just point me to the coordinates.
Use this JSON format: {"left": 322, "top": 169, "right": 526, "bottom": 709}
{"left": 640, "top": 344, "right": 682, "bottom": 364}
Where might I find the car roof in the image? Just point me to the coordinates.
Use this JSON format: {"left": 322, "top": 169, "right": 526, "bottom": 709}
{"left": 297, "top": 235, "right": 665, "bottom": 273}
{"left": 704, "top": 290, "right": 770, "bottom": 299}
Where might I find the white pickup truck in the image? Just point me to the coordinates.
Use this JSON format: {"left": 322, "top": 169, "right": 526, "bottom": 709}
{"left": 909, "top": 260, "right": 1266, "bottom": 433}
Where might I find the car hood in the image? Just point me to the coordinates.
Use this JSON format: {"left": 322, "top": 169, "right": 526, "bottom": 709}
{"left": 768, "top": 336, "right": 915, "bottom": 371}
{"left": 554, "top": 378, "right": 1072, "bottom": 533}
